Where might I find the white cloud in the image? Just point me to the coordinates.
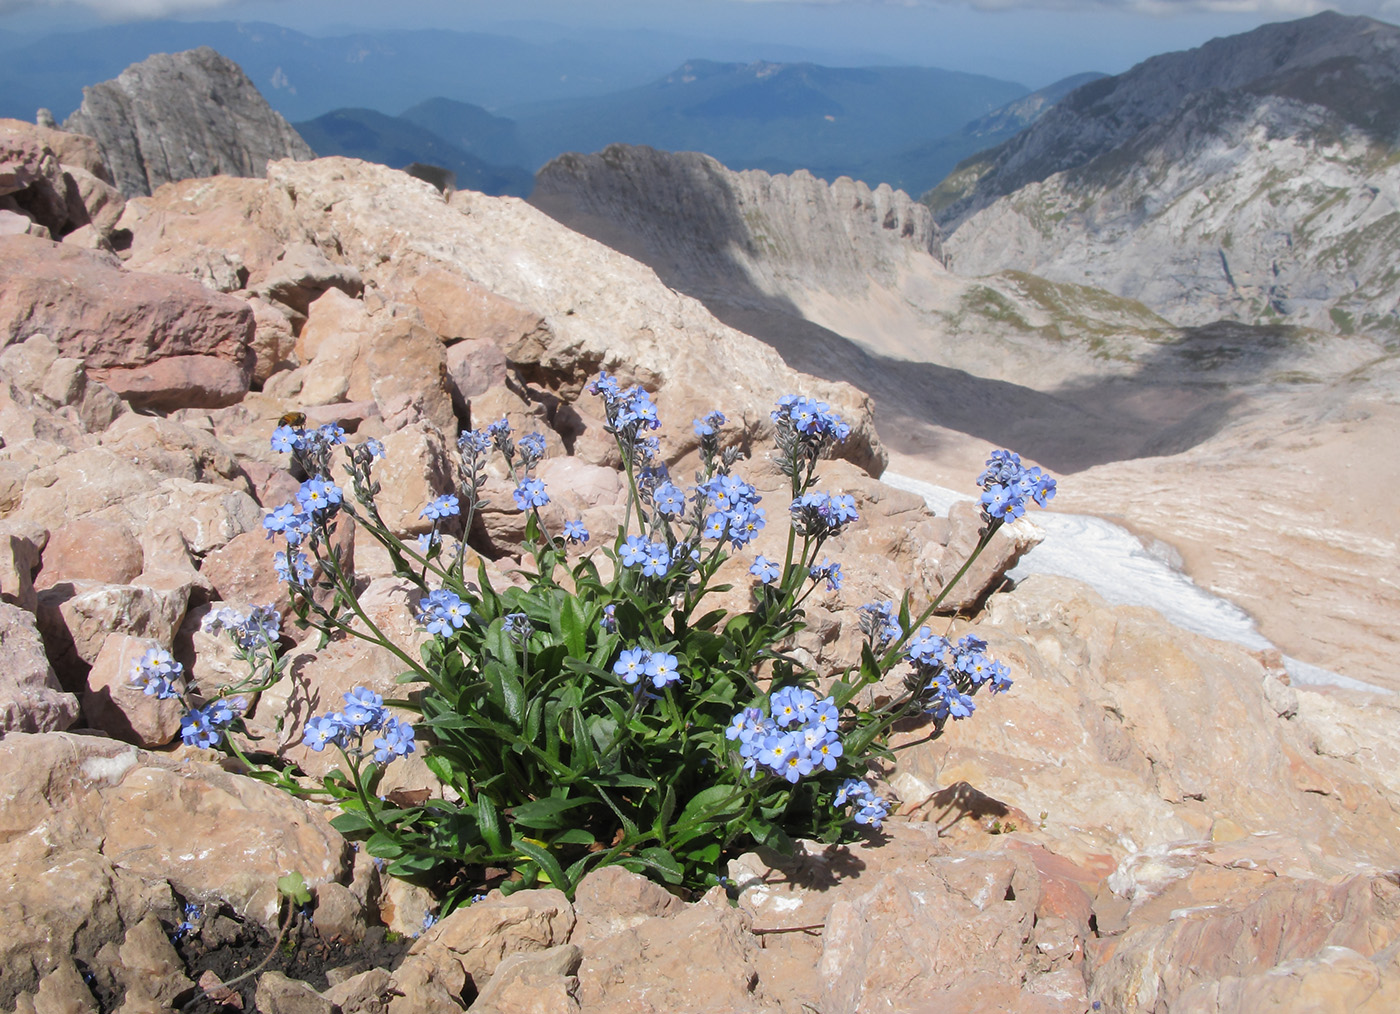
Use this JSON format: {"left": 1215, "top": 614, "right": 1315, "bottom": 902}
{"left": 0, "top": 0, "right": 244, "bottom": 18}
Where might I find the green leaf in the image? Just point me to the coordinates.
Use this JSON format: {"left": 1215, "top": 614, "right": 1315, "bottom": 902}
{"left": 560, "top": 595, "right": 587, "bottom": 658}
{"left": 326, "top": 806, "right": 372, "bottom": 829}
{"left": 513, "top": 838, "right": 570, "bottom": 892}
{"left": 676, "top": 785, "right": 745, "bottom": 829}
{"left": 476, "top": 793, "right": 507, "bottom": 855}
{"left": 553, "top": 828, "right": 597, "bottom": 847}
{"left": 387, "top": 853, "right": 439, "bottom": 877}
{"left": 276, "top": 871, "right": 312, "bottom": 906}
{"left": 509, "top": 795, "right": 599, "bottom": 831}
{"left": 623, "top": 846, "right": 683, "bottom": 884}
{"left": 654, "top": 785, "right": 677, "bottom": 837}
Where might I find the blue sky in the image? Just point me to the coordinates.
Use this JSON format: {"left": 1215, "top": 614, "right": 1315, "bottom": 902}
{"left": 0, "top": 0, "right": 1395, "bottom": 87}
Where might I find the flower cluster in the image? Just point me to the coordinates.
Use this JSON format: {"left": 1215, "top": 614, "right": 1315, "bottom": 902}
{"left": 790, "top": 491, "right": 859, "bottom": 538}
{"left": 977, "top": 449, "right": 1057, "bottom": 523}
{"left": 834, "top": 779, "right": 890, "bottom": 829}
{"left": 181, "top": 697, "right": 240, "bottom": 749}
{"left": 590, "top": 372, "right": 661, "bottom": 465}
{"left": 772, "top": 396, "right": 850, "bottom": 443}
{"left": 905, "top": 629, "right": 1011, "bottom": 721}
{"left": 417, "top": 589, "right": 471, "bottom": 636}
{"left": 129, "top": 647, "right": 183, "bottom": 700}
{"left": 420, "top": 494, "right": 460, "bottom": 521}
{"left": 809, "top": 558, "right": 843, "bottom": 591}
{"left": 698, "top": 473, "right": 765, "bottom": 548}
{"left": 613, "top": 646, "right": 682, "bottom": 688}
{"left": 858, "top": 600, "right": 903, "bottom": 651}
{"left": 201, "top": 605, "right": 282, "bottom": 651}
{"left": 303, "top": 687, "right": 416, "bottom": 765}
{"left": 620, "top": 535, "right": 672, "bottom": 577}
{"left": 727, "top": 686, "right": 843, "bottom": 784}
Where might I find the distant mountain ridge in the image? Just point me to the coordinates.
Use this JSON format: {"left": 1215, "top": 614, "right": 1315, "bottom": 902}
{"left": 293, "top": 107, "right": 533, "bottom": 197}
{"left": 505, "top": 59, "right": 1029, "bottom": 182}
{"left": 934, "top": 11, "right": 1400, "bottom": 336}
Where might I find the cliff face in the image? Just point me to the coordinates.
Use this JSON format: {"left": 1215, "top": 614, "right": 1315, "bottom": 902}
{"left": 533, "top": 143, "right": 943, "bottom": 307}
{"left": 933, "top": 12, "right": 1400, "bottom": 336}
{"left": 63, "top": 46, "right": 314, "bottom": 197}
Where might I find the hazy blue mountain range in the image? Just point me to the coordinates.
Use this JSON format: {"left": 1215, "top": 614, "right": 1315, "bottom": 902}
{"left": 503, "top": 60, "right": 1029, "bottom": 176}
{"left": 290, "top": 59, "right": 1042, "bottom": 196}
{"left": 0, "top": 19, "right": 711, "bottom": 123}
{"left": 293, "top": 107, "right": 535, "bottom": 197}
{"left": 842, "top": 71, "right": 1106, "bottom": 197}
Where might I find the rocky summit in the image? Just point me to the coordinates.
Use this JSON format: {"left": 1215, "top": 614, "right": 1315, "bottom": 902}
{"left": 63, "top": 46, "right": 315, "bottom": 198}
{"left": 1, "top": 27, "right": 1399, "bottom": 1014}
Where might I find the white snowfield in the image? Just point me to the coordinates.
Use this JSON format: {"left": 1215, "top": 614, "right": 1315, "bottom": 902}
{"left": 883, "top": 471, "right": 1389, "bottom": 694}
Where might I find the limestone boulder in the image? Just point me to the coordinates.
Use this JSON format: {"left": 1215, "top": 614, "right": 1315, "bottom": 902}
{"left": 120, "top": 176, "right": 282, "bottom": 291}
{"left": 366, "top": 315, "right": 455, "bottom": 434}
{"left": 0, "top": 234, "right": 254, "bottom": 375}
{"left": 409, "top": 889, "right": 575, "bottom": 992}
{"left": 932, "top": 498, "right": 1044, "bottom": 613}
{"left": 94, "top": 353, "right": 250, "bottom": 411}
{"left": 82, "top": 634, "right": 186, "bottom": 747}
{"left": 257, "top": 241, "right": 363, "bottom": 316}
{"left": 0, "top": 602, "right": 78, "bottom": 734}
{"left": 369, "top": 423, "right": 455, "bottom": 537}
{"left": 35, "top": 516, "right": 143, "bottom": 589}
{"left": 445, "top": 337, "right": 509, "bottom": 416}
{"left": 0, "top": 519, "right": 43, "bottom": 611}
{"left": 36, "top": 579, "right": 191, "bottom": 689}
{"left": 893, "top": 574, "right": 1400, "bottom": 871}
{"left": 245, "top": 294, "right": 298, "bottom": 385}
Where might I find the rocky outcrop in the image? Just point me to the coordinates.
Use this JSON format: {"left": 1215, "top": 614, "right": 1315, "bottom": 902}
{"left": 63, "top": 46, "right": 314, "bottom": 198}
{"left": 934, "top": 12, "right": 1400, "bottom": 335}
{"left": 0, "top": 118, "right": 123, "bottom": 245}
{"left": 534, "top": 143, "right": 943, "bottom": 305}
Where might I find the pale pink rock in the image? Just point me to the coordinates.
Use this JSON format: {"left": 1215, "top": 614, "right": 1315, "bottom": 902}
{"left": 93, "top": 353, "right": 250, "bottom": 411}
{"left": 98, "top": 413, "right": 248, "bottom": 488}
{"left": 0, "top": 209, "right": 48, "bottom": 237}
{"left": 0, "top": 234, "right": 254, "bottom": 372}
{"left": 445, "top": 336, "right": 509, "bottom": 415}
{"left": 36, "top": 516, "right": 143, "bottom": 589}
{"left": 410, "top": 889, "right": 575, "bottom": 991}
{"left": 0, "top": 601, "right": 78, "bottom": 734}
{"left": 297, "top": 286, "right": 372, "bottom": 365}
{"left": 36, "top": 579, "right": 191, "bottom": 687}
{"left": 62, "top": 165, "right": 123, "bottom": 234}
{"left": 0, "top": 520, "right": 43, "bottom": 611}
{"left": 368, "top": 423, "right": 454, "bottom": 536}
{"left": 31, "top": 959, "right": 98, "bottom": 1014}
{"left": 254, "top": 972, "right": 335, "bottom": 1014}
{"left": 257, "top": 241, "right": 363, "bottom": 316}
{"left": 366, "top": 315, "right": 455, "bottom": 433}
{"left": 470, "top": 944, "right": 582, "bottom": 1014}
{"left": 574, "top": 886, "right": 772, "bottom": 1013}
{"left": 199, "top": 529, "right": 281, "bottom": 600}
{"left": 114, "top": 914, "right": 192, "bottom": 1007}
{"left": 82, "top": 634, "right": 185, "bottom": 747}
{"left": 377, "top": 265, "right": 549, "bottom": 348}
{"left": 246, "top": 295, "right": 298, "bottom": 384}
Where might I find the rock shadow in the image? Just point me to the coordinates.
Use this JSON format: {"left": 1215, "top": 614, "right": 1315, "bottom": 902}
{"left": 531, "top": 159, "right": 1302, "bottom": 474}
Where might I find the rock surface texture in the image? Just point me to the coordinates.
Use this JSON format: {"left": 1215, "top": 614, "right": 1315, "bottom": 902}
{"left": 63, "top": 46, "right": 315, "bottom": 198}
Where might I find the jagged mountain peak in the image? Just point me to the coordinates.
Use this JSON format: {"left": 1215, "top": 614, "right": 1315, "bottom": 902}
{"left": 63, "top": 45, "right": 312, "bottom": 197}
{"left": 934, "top": 11, "right": 1400, "bottom": 230}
